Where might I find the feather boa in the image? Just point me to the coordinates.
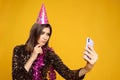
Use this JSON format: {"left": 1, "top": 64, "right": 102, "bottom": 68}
{"left": 32, "top": 47, "right": 56, "bottom": 80}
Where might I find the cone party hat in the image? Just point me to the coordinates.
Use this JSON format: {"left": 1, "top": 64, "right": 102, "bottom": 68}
{"left": 36, "top": 4, "right": 49, "bottom": 24}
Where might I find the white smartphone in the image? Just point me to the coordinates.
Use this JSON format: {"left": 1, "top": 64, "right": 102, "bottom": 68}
{"left": 86, "top": 37, "right": 94, "bottom": 48}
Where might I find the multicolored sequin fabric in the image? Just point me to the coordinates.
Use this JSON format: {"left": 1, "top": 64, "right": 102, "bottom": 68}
{"left": 12, "top": 45, "right": 85, "bottom": 80}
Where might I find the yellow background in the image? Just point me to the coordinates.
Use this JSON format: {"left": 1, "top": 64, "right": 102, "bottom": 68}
{"left": 0, "top": 0, "right": 120, "bottom": 80}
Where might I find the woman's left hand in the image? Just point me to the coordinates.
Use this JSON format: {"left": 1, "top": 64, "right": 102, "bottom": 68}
{"left": 83, "top": 45, "right": 98, "bottom": 72}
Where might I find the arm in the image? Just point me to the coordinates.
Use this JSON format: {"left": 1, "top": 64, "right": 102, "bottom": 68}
{"left": 24, "top": 44, "right": 42, "bottom": 71}
{"left": 47, "top": 51, "right": 85, "bottom": 80}
{"left": 12, "top": 45, "right": 32, "bottom": 80}
{"left": 79, "top": 45, "right": 98, "bottom": 77}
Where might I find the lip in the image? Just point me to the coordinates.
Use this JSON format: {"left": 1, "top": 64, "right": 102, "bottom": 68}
{"left": 42, "top": 41, "right": 47, "bottom": 44}
{"left": 39, "top": 41, "right": 46, "bottom": 46}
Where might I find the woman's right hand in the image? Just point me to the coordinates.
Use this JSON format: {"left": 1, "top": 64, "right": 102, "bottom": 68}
{"left": 31, "top": 44, "right": 43, "bottom": 61}
{"left": 24, "top": 44, "right": 43, "bottom": 71}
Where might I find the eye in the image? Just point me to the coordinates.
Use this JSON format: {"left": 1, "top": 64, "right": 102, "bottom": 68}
{"left": 41, "top": 31, "right": 45, "bottom": 35}
{"left": 47, "top": 33, "right": 50, "bottom": 36}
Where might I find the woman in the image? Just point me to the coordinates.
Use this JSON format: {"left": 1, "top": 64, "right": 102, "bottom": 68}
{"left": 12, "top": 4, "right": 98, "bottom": 80}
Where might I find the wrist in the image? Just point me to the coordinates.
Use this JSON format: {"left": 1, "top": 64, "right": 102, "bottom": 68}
{"left": 30, "top": 52, "right": 38, "bottom": 61}
{"left": 84, "top": 62, "right": 93, "bottom": 72}
{"left": 30, "top": 53, "right": 37, "bottom": 62}
{"left": 24, "top": 56, "right": 35, "bottom": 72}
{"left": 30, "top": 56, "right": 36, "bottom": 62}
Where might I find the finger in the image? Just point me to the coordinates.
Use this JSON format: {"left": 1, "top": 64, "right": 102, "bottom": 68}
{"left": 34, "top": 44, "right": 42, "bottom": 54}
{"left": 84, "top": 50, "right": 98, "bottom": 61}
{"left": 85, "top": 47, "right": 93, "bottom": 55}
{"left": 88, "top": 45, "right": 96, "bottom": 53}
{"left": 93, "top": 54, "right": 98, "bottom": 61}
{"left": 36, "top": 44, "right": 41, "bottom": 48}
{"left": 83, "top": 51, "right": 92, "bottom": 60}
{"left": 85, "top": 46, "right": 96, "bottom": 56}
{"left": 38, "top": 47, "right": 43, "bottom": 54}
{"left": 88, "top": 45, "right": 98, "bottom": 60}
{"left": 84, "top": 55, "right": 96, "bottom": 65}
{"left": 83, "top": 55, "right": 91, "bottom": 63}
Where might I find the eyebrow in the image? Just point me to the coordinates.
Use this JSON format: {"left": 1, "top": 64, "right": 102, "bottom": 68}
{"left": 42, "top": 30, "right": 50, "bottom": 34}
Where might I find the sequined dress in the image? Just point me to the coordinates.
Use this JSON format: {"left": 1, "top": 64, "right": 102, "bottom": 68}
{"left": 12, "top": 45, "right": 85, "bottom": 80}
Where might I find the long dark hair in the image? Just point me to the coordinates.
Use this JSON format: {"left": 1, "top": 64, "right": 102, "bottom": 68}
{"left": 25, "top": 23, "right": 52, "bottom": 53}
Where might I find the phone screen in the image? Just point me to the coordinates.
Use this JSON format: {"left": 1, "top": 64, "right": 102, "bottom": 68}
{"left": 86, "top": 37, "right": 94, "bottom": 48}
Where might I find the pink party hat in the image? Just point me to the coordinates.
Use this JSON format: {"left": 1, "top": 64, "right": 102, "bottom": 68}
{"left": 36, "top": 4, "right": 49, "bottom": 24}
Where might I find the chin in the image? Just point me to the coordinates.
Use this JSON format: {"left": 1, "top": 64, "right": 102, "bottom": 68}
{"left": 41, "top": 43, "right": 45, "bottom": 46}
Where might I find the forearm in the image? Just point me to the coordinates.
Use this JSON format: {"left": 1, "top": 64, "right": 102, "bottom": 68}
{"left": 24, "top": 57, "right": 35, "bottom": 72}
{"left": 79, "top": 63, "right": 93, "bottom": 77}
{"left": 79, "top": 44, "right": 98, "bottom": 77}
{"left": 78, "top": 68, "right": 87, "bottom": 77}
{"left": 24, "top": 44, "right": 43, "bottom": 71}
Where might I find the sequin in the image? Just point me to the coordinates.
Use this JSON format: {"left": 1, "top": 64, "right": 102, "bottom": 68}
{"left": 12, "top": 45, "right": 85, "bottom": 80}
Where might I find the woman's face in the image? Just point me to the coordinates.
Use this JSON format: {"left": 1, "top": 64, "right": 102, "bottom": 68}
{"left": 37, "top": 27, "right": 50, "bottom": 47}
